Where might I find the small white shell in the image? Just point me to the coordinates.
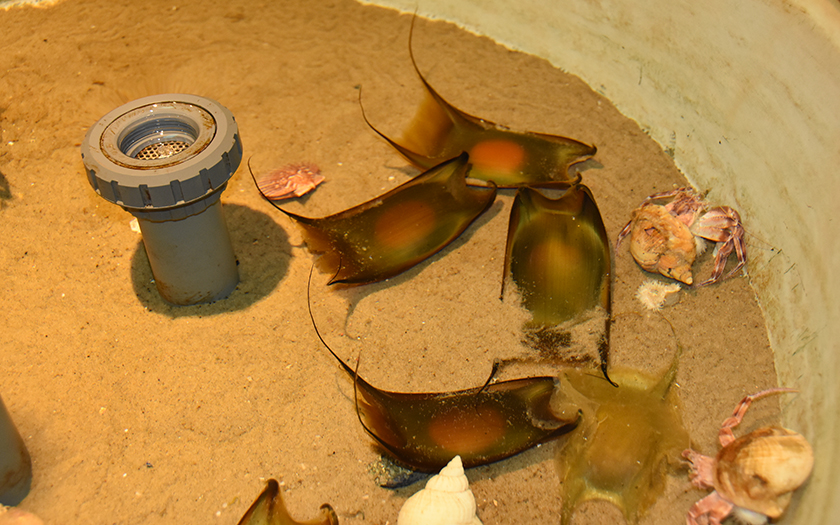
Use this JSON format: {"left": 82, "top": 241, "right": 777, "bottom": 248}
{"left": 397, "top": 456, "right": 483, "bottom": 525}
{"left": 0, "top": 506, "right": 45, "bottom": 525}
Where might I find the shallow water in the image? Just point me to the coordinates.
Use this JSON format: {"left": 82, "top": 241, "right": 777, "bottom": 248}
{"left": 0, "top": 0, "right": 780, "bottom": 523}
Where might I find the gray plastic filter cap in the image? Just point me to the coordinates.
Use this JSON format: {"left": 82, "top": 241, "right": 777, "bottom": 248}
{"left": 81, "top": 94, "right": 242, "bottom": 305}
{"left": 82, "top": 93, "right": 242, "bottom": 219}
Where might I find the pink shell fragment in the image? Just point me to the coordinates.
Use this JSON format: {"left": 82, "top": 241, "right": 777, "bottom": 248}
{"left": 257, "top": 163, "right": 325, "bottom": 200}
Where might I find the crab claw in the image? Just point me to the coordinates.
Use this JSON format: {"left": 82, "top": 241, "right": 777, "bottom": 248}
{"left": 686, "top": 492, "right": 735, "bottom": 525}
{"left": 682, "top": 449, "right": 716, "bottom": 490}
{"left": 690, "top": 206, "right": 747, "bottom": 287}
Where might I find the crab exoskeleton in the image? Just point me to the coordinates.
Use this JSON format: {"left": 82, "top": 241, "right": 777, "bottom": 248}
{"left": 616, "top": 187, "right": 746, "bottom": 286}
{"left": 682, "top": 388, "right": 813, "bottom": 525}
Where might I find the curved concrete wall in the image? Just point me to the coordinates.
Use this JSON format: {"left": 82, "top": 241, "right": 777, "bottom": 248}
{"left": 361, "top": 0, "right": 840, "bottom": 522}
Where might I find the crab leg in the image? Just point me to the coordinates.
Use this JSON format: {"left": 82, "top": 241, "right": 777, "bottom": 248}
{"left": 693, "top": 207, "right": 747, "bottom": 287}
{"left": 685, "top": 492, "right": 734, "bottom": 525}
{"left": 694, "top": 236, "right": 742, "bottom": 287}
{"left": 682, "top": 449, "right": 716, "bottom": 490}
{"left": 615, "top": 217, "right": 634, "bottom": 251}
{"left": 661, "top": 188, "right": 706, "bottom": 225}
{"left": 691, "top": 207, "right": 741, "bottom": 242}
{"left": 718, "top": 387, "right": 798, "bottom": 446}
{"left": 644, "top": 187, "right": 697, "bottom": 207}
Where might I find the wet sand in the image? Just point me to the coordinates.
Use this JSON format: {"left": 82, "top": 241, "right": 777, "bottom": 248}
{"left": 0, "top": 0, "right": 779, "bottom": 523}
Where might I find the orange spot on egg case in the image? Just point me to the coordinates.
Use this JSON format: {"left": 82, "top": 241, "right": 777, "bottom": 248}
{"left": 374, "top": 199, "right": 437, "bottom": 251}
{"left": 469, "top": 139, "right": 526, "bottom": 174}
{"left": 428, "top": 405, "right": 506, "bottom": 455}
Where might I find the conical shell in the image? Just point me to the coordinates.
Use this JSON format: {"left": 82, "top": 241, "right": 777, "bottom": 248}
{"left": 397, "top": 456, "right": 483, "bottom": 525}
{"left": 628, "top": 204, "right": 696, "bottom": 285}
{"left": 714, "top": 427, "right": 814, "bottom": 518}
{"left": 0, "top": 506, "right": 44, "bottom": 525}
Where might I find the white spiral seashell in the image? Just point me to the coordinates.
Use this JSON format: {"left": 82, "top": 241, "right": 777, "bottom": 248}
{"left": 397, "top": 456, "right": 483, "bottom": 525}
{"left": 0, "top": 505, "right": 45, "bottom": 525}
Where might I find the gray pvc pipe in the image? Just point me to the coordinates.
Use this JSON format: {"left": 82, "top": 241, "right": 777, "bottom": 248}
{"left": 0, "top": 395, "right": 31, "bottom": 506}
{"left": 81, "top": 94, "right": 243, "bottom": 306}
{"left": 134, "top": 192, "right": 239, "bottom": 306}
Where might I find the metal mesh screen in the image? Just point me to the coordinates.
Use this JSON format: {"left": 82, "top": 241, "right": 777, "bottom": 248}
{"left": 135, "top": 140, "right": 190, "bottom": 161}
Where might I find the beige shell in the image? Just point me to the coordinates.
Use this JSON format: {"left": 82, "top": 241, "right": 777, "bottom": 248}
{"left": 714, "top": 427, "right": 814, "bottom": 518}
{"left": 397, "top": 456, "right": 483, "bottom": 525}
{"left": 0, "top": 506, "right": 45, "bottom": 525}
{"left": 628, "top": 204, "right": 697, "bottom": 285}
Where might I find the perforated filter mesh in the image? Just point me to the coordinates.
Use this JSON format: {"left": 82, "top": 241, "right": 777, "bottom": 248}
{"left": 135, "top": 140, "right": 190, "bottom": 161}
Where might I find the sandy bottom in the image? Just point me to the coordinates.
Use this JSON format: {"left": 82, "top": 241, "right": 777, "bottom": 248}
{"left": 0, "top": 0, "right": 780, "bottom": 523}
